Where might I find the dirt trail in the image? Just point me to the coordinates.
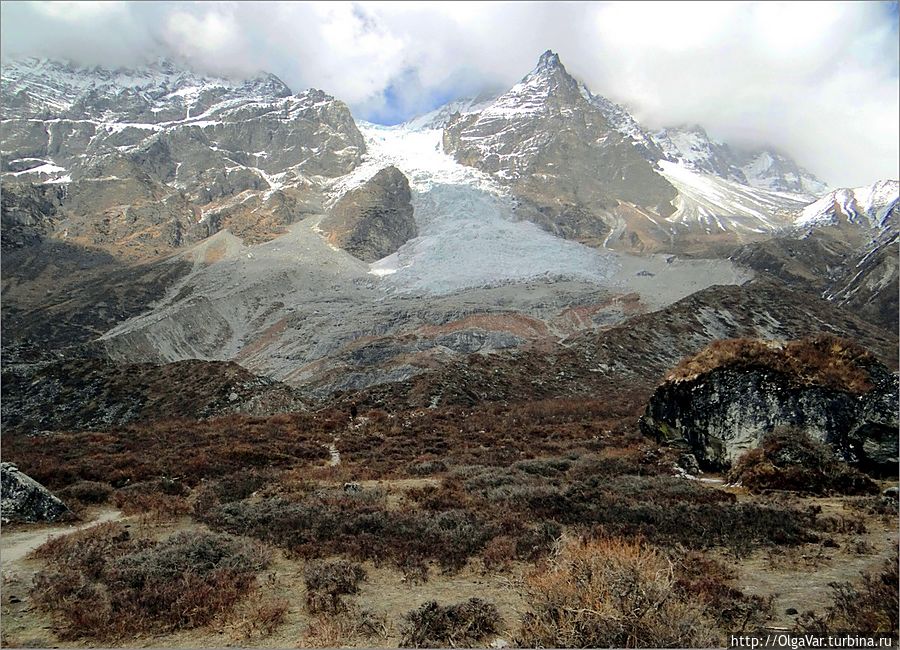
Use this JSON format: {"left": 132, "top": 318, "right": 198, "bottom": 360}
{"left": 327, "top": 441, "right": 341, "bottom": 467}
{"left": 1, "top": 508, "right": 124, "bottom": 564}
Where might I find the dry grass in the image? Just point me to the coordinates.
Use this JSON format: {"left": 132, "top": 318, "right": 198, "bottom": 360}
{"left": 728, "top": 428, "right": 879, "bottom": 496}
{"left": 517, "top": 536, "right": 720, "bottom": 648}
{"left": 666, "top": 335, "right": 875, "bottom": 394}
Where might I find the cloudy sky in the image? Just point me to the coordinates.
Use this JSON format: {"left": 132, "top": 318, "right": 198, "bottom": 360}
{"left": 1, "top": 1, "right": 898, "bottom": 187}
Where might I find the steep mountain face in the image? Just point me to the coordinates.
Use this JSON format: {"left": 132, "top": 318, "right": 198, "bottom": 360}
{"left": 319, "top": 165, "right": 416, "bottom": 262}
{"left": 826, "top": 227, "right": 898, "bottom": 333}
{"left": 652, "top": 126, "right": 828, "bottom": 196}
{"left": 439, "top": 51, "right": 828, "bottom": 254}
{"left": 1, "top": 58, "right": 365, "bottom": 257}
{"left": 442, "top": 51, "right": 678, "bottom": 249}
{"left": 732, "top": 181, "right": 898, "bottom": 332}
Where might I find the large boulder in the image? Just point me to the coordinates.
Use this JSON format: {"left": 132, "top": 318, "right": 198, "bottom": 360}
{"left": 320, "top": 165, "right": 417, "bottom": 262}
{"left": 639, "top": 336, "right": 899, "bottom": 472}
{"left": 1, "top": 462, "right": 71, "bottom": 523}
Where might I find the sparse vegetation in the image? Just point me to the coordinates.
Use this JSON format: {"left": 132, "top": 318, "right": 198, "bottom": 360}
{"left": 30, "top": 523, "right": 269, "bottom": 640}
{"left": 400, "top": 598, "right": 501, "bottom": 648}
{"left": 728, "top": 428, "right": 879, "bottom": 495}
{"left": 794, "top": 555, "right": 899, "bottom": 639}
{"left": 674, "top": 551, "right": 773, "bottom": 631}
{"left": 666, "top": 335, "right": 875, "bottom": 394}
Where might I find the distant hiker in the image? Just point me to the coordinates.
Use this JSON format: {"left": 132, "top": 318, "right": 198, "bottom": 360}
{"left": 350, "top": 403, "right": 358, "bottom": 421}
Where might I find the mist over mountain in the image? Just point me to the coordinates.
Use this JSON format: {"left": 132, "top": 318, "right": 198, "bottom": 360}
{"left": 2, "top": 2, "right": 897, "bottom": 187}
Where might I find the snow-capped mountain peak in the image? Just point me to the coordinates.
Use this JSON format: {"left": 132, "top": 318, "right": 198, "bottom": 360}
{"left": 795, "top": 180, "right": 899, "bottom": 231}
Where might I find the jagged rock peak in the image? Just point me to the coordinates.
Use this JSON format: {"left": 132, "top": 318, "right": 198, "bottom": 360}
{"left": 535, "top": 49, "right": 563, "bottom": 71}
{"left": 522, "top": 49, "right": 575, "bottom": 87}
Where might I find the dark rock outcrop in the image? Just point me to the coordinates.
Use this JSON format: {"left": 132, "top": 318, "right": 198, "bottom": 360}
{"left": 1, "top": 462, "right": 71, "bottom": 523}
{"left": 321, "top": 166, "right": 416, "bottom": 262}
{"left": 639, "top": 337, "right": 899, "bottom": 472}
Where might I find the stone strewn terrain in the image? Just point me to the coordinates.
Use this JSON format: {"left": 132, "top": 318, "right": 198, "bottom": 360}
{"left": 320, "top": 165, "right": 416, "bottom": 262}
{"left": 639, "top": 337, "right": 898, "bottom": 471}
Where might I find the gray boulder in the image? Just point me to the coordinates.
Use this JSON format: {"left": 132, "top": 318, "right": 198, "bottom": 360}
{"left": 640, "top": 343, "right": 899, "bottom": 472}
{"left": 1, "top": 462, "right": 71, "bottom": 523}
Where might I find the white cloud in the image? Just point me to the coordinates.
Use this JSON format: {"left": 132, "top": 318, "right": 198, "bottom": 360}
{"left": 1, "top": 0, "right": 897, "bottom": 186}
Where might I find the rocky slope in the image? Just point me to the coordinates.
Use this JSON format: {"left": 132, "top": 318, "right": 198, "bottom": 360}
{"left": 639, "top": 337, "right": 898, "bottom": 471}
{"left": 442, "top": 51, "right": 678, "bottom": 249}
{"left": 320, "top": 165, "right": 416, "bottom": 262}
{"left": 1, "top": 357, "right": 305, "bottom": 433}
{"left": 440, "top": 51, "right": 820, "bottom": 254}
{"left": 341, "top": 280, "right": 898, "bottom": 413}
{"left": 1, "top": 58, "right": 365, "bottom": 257}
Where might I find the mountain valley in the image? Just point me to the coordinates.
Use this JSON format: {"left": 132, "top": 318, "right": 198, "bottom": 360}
{"left": 1, "top": 48, "right": 897, "bottom": 649}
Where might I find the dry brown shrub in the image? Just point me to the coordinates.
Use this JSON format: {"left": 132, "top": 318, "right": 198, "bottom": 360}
{"left": 728, "top": 428, "right": 879, "bottom": 496}
{"left": 517, "top": 536, "right": 719, "bottom": 648}
{"left": 666, "top": 335, "right": 874, "bottom": 393}
{"left": 30, "top": 525, "right": 269, "bottom": 641}
{"left": 299, "top": 608, "right": 389, "bottom": 648}
{"left": 303, "top": 559, "right": 367, "bottom": 614}
{"left": 400, "top": 598, "right": 501, "bottom": 648}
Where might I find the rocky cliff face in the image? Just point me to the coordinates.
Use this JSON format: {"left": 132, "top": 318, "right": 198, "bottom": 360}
{"left": 639, "top": 337, "right": 899, "bottom": 472}
{"left": 320, "top": 165, "right": 416, "bottom": 262}
{"left": 1, "top": 58, "right": 365, "bottom": 258}
{"left": 442, "top": 51, "right": 678, "bottom": 249}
